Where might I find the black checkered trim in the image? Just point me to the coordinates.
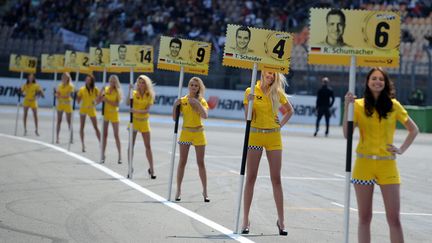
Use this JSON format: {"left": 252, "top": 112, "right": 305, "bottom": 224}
{"left": 351, "top": 178, "right": 376, "bottom": 185}
{"left": 248, "top": 145, "right": 263, "bottom": 151}
{"left": 178, "top": 141, "right": 192, "bottom": 145}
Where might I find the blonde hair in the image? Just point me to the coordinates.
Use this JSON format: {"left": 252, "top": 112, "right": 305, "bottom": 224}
{"left": 189, "top": 77, "right": 206, "bottom": 99}
{"left": 261, "top": 71, "right": 288, "bottom": 112}
{"left": 136, "top": 75, "right": 155, "bottom": 100}
{"left": 62, "top": 72, "right": 72, "bottom": 85}
{"left": 108, "top": 74, "right": 123, "bottom": 102}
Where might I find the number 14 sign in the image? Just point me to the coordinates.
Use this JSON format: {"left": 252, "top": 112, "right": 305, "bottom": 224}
{"left": 308, "top": 8, "right": 400, "bottom": 67}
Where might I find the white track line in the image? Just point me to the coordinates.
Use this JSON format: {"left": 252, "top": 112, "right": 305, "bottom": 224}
{"left": 331, "top": 202, "right": 432, "bottom": 217}
{"left": 0, "top": 133, "right": 254, "bottom": 243}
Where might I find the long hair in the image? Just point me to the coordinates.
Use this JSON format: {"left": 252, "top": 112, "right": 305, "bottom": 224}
{"left": 189, "top": 77, "right": 205, "bottom": 99}
{"left": 26, "top": 74, "right": 36, "bottom": 84}
{"left": 136, "top": 75, "right": 155, "bottom": 100}
{"left": 108, "top": 74, "right": 123, "bottom": 102}
{"left": 363, "top": 67, "right": 395, "bottom": 119}
{"left": 261, "top": 71, "right": 288, "bottom": 112}
{"left": 62, "top": 72, "right": 72, "bottom": 86}
{"left": 85, "top": 74, "right": 95, "bottom": 93}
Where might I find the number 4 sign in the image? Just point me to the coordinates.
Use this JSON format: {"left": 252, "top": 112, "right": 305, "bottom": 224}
{"left": 222, "top": 24, "right": 293, "bottom": 73}
{"left": 308, "top": 8, "right": 400, "bottom": 67}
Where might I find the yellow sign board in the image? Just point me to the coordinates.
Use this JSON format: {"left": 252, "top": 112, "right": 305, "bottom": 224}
{"left": 157, "top": 36, "right": 211, "bottom": 75}
{"left": 222, "top": 24, "right": 293, "bottom": 73}
{"left": 308, "top": 8, "right": 400, "bottom": 67}
{"left": 89, "top": 47, "right": 111, "bottom": 71}
{"left": 109, "top": 44, "right": 154, "bottom": 72}
{"left": 64, "top": 50, "right": 92, "bottom": 74}
{"left": 9, "top": 54, "right": 37, "bottom": 73}
{"left": 41, "top": 54, "right": 65, "bottom": 73}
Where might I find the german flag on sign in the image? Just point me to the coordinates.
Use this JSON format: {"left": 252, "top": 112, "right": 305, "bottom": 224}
{"left": 311, "top": 47, "right": 321, "bottom": 52}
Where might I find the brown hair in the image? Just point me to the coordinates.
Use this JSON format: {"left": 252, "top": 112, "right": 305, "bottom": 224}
{"left": 363, "top": 67, "right": 395, "bottom": 119}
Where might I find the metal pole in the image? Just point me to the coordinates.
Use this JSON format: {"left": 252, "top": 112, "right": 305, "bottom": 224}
{"left": 68, "top": 71, "right": 79, "bottom": 151}
{"left": 410, "top": 59, "right": 416, "bottom": 92}
{"left": 234, "top": 62, "right": 258, "bottom": 234}
{"left": 343, "top": 55, "right": 356, "bottom": 243}
{"left": 100, "top": 68, "right": 107, "bottom": 163}
{"left": 167, "top": 66, "right": 185, "bottom": 201}
{"left": 51, "top": 72, "right": 58, "bottom": 143}
{"left": 14, "top": 71, "right": 24, "bottom": 136}
{"left": 127, "top": 68, "right": 134, "bottom": 179}
{"left": 423, "top": 46, "right": 432, "bottom": 105}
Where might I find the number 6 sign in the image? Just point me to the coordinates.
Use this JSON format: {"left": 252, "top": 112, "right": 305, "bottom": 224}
{"left": 308, "top": 8, "right": 400, "bottom": 67}
{"left": 223, "top": 24, "right": 293, "bottom": 73}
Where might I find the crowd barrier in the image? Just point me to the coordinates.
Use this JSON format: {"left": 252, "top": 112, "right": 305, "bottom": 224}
{"left": 0, "top": 76, "right": 341, "bottom": 125}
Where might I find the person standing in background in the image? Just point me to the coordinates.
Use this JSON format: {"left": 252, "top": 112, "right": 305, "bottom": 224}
{"left": 314, "top": 77, "right": 335, "bottom": 137}
{"left": 77, "top": 74, "right": 101, "bottom": 152}
{"left": 126, "top": 75, "right": 157, "bottom": 179}
{"left": 98, "top": 74, "right": 123, "bottom": 164}
{"left": 21, "top": 73, "right": 44, "bottom": 136}
{"left": 55, "top": 72, "right": 74, "bottom": 143}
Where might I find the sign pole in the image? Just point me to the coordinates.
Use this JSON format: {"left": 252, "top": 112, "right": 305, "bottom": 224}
{"left": 127, "top": 68, "right": 134, "bottom": 179}
{"left": 68, "top": 71, "right": 79, "bottom": 151}
{"left": 51, "top": 72, "right": 58, "bottom": 143}
{"left": 343, "top": 55, "right": 356, "bottom": 243}
{"left": 167, "top": 65, "right": 185, "bottom": 201}
{"left": 235, "top": 62, "right": 258, "bottom": 233}
{"left": 100, "top": 67, "right": 107, "bottom": 163}
{"left": 14, "top": 71, "right": 24, "bottom": 136}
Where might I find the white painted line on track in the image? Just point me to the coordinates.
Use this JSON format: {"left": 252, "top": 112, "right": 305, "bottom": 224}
{"left": 0, "top": 133, "right": 254, "bottom": 243}
{"left": 229, "top": 170, "right": 344, "bottom": 181}
{"left": 333, "top": 173, "right": 345, "bottom": 178}
{"left": 331, "top": 202, "right": 432, "bottom": 217}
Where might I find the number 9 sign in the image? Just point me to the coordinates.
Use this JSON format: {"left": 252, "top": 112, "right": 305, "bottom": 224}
{"left": 158, "top": 36, "right": 212, "bottom": 75}
{"left": 189, "top": 42, "right": 210, "bottom": 64}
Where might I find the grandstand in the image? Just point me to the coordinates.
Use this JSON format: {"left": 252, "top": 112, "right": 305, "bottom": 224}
{"left": 0, "top": 0, "right": 431, "bottom": 104}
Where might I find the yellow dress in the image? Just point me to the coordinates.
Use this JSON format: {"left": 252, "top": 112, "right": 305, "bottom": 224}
{"left": 130, "top": 90, "right": 153, "bottom": 133}
{"left": 178, "top": 95, "right": 208, "bottom": 146}
{"left": 78, "top": 86, "right": 99, "bottom": 117}
{"left": 21, "top": 83, "right": 42, "bottom": 109}
{"left": 56, "top": 83, "right": 74, "bottom": 113}
{"left": 243, "top": 81, "right": 288, "bottom": 151}
{"left": 351, "top": 98, "right": 409, "bottom": 185}
{"left": 103, "top": 86, "right": 120, "bottom": 123}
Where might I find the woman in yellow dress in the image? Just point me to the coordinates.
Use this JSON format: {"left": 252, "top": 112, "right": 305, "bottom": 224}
{"left": 98, "top": 74, "right": 123, "bottom": 164}
{"left": 172, "top": 77, "right": 210, "bottom": 202}
{"left": 241, "top": 71, "right": 293, "bottom": 235}
{"left": 55, "top": 72, "right": 74, "bottom": 143}
{"left": 21, "top": 73, "right": 45, "bottom": 136}
{"left": 344, "top": 68, "right": 418, "bottom": 243}
{"left": 126, "top": 75, "right": 156, "bottom": 178}
{"left": 77, "top": 74, "right": 101, "bottom": 152}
